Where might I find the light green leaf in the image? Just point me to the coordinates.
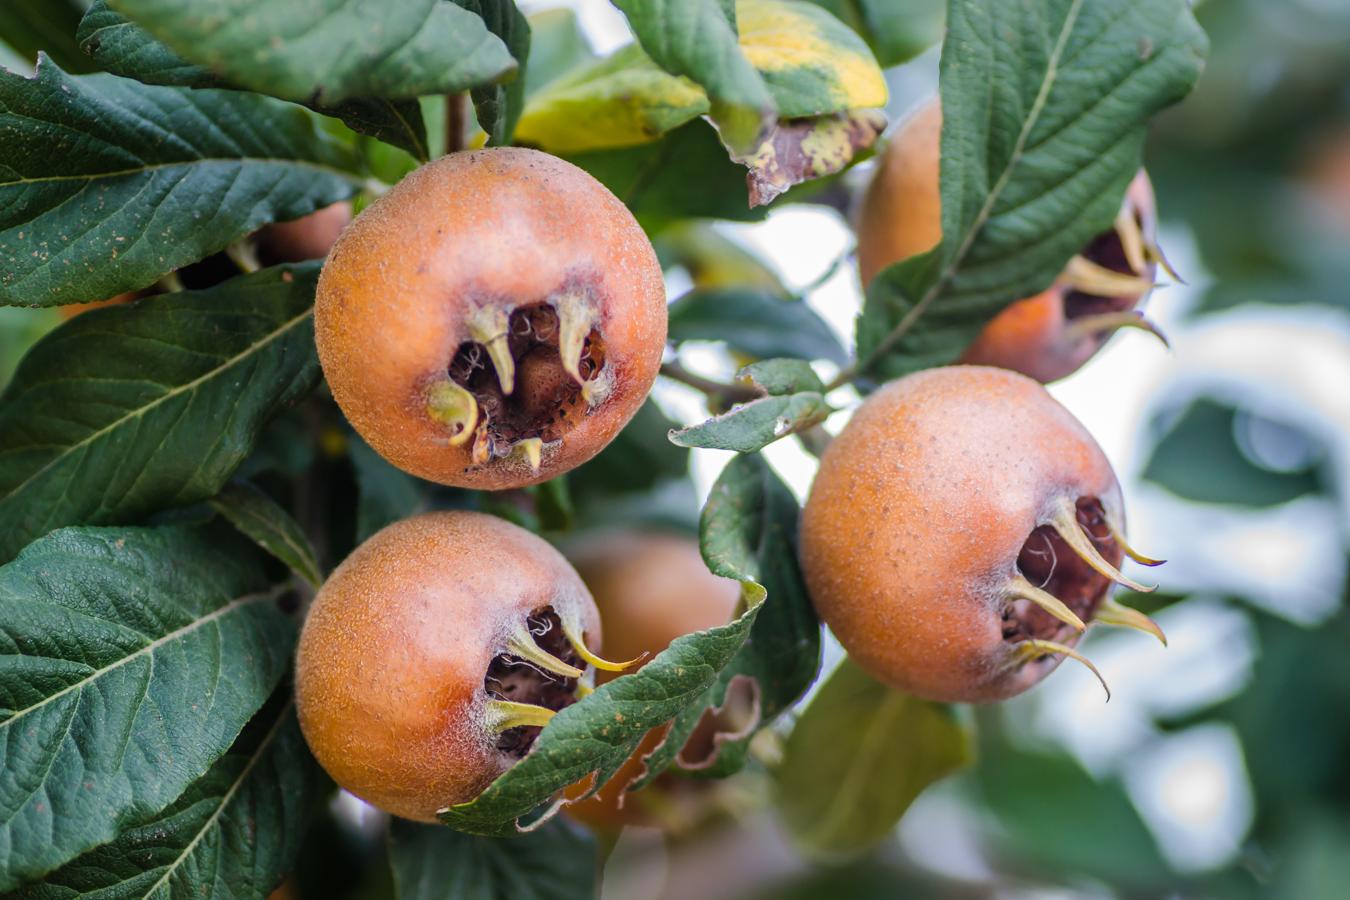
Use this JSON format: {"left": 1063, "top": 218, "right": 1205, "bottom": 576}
{"left": 0, "top": 524, "right": 295, "bottom": 890}
{"left": 10, "top": 701, "right": 320, "bottom": 900}
{"left": 670, "top": 392, "right": 830, "bottom": 453}
{"left": 776, "top": 658, "right": 974, "bottom": 859}
{"left": 738, "top": 358, "right": 825, "bottom": 395}
{"left": 107, "top": 0, "right": 516, "bottom": 105}
{"left": 210, "top": 481, "right": 324, "bottom": 587}
{"left": 806, "top": 0, "right": 945, "bottom": 67}
{"left": 0, "top": 265, "right": 322, "bottom": 563}
{"left": 0, "top": 60, "right": 360, "bottom": 307}
{"left": 856, "top": 0, "right": 1208, "bottom": 382}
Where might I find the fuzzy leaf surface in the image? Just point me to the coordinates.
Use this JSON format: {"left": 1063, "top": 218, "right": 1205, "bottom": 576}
{"left": 0, "top": 265, "right": 322, "bottom": 563}
{"left": 11, "top": 701, "right": 319, "bottom": 899}
{"left": 776, "top": 658, "right": 974, "bottom": 859}
{"left": 0, "top": 61, "right": 360, "bottom": 307}
{"left": 106, "top": 0, "right": 516, "bottom": 105}
{"left": 0, "top": 524, "right": 295, "bottom": 890}
{"left": 210, "top": 482, "right": 324, "bottom": 587}
{"left": 670, "top": 393, "right": 830, "bottom": 453}
{"left": 856, "top": 0, "right": 1208, "bottom": 381}
{"left": 389, "top": 818, "right": 596, "bottom": 900}
{"left": 77, "top": 1, "right": 430, "bottom": 159}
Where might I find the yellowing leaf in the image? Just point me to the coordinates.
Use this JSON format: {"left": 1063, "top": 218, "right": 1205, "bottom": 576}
{"left": 737, "top": 0, "right": 889, "bottom": 117}
{"left": 515, "top": 44, "right": 709, "bottom": 153}
{"left": 746, "top": 108, "right": 887, "bottom": 206}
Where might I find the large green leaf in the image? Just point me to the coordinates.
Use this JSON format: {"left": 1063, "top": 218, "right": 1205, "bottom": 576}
{"left": 210, "top": 481, "right": 324, "bottom": 587}
{"left": 0, "top": 524, "right": 295, "bottom": 890}
{"left": 669, "top": 289, "right": 848, "bottom": 364}
{"left": 855, "top": 0, "right": 1208, "bottom": 382}
{"left": 612, "top": 0, "right": 775, "bottom": 156}
{"left": 0, "top": 265, "right": 322, "bottom": 563}
{"left": 806, "top": 0, "right": 945, "bottom": 67}
{"left": 440, "top": 456, "right": 815, "bottom": 833}
{"left": 106, "top": 0, "right": 516, "bottom": 105}
{"left": 776, "top": 658, "right": 974, "bottom": 859}
{"left": 670, "top": 393, "right": 830, "bottom": 453}
{"left": 12, "top": 701, "right": 319, "bottom": 899}
{"left": 388, "top": 818, "right": 596, "bottom": 900}
{"left": 452, "top": 0, "right": 531, "bottom": 146}
{"left": 0, "top": 61, "right": 360, "bottom": 308}
{"left": 77, "top": 1, "right": 430, "bottom": 159}
{"left": 0, "top": 0, "right": 95, "bottom": 73}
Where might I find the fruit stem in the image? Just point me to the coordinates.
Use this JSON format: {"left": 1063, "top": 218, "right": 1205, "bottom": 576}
{"left": 1010, "top": 639, "right": 1111, "bottom": 701}
{"left": 659, "top": 361, "right": 760, "bottom": 405}
{"left": 484, "top": 700, "right": 557, "bottom": 733}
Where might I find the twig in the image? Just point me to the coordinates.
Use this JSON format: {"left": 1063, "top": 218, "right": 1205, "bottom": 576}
{"left": 660, "top": 361, "right": 761, "bottom": 405}
{"left": 445, "top": 92, "right": 469, "bottom": 155}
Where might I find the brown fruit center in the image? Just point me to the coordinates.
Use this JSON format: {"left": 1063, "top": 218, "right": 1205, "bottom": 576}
{"left": 484, "top": 607, "right": 584, "bottom": 758}
{"left": 1063, "top": 211, "right": 1144, "bottom": 319}
{"left": 1004, "top": 498, "right": 1118, "bottom": 643}
{"left": 449, "top": 303, "right": 606, "bottom": 451}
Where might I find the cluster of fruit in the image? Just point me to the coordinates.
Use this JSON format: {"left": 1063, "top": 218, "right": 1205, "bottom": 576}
{"left": 165, "top": 106, "right": 1169, "bottom": 825}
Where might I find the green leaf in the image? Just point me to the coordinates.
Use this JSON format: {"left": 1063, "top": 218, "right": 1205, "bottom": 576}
{"left": 612, "top": 0, "right": 776, "bottom": 156}
{"left": 1142, "top": 399, "right": 1325, "bottom": 507}
{"left": 77, "top": 1, "right": 430, "bottom": 160}
{"left": 388, "top": 818, "right": 596, "bottom": 900}
{"left": 737, "top": 0, "right": 888, "bottom": 117}
{"left": 738, "top": 358, "right": 825, "bottom": 395}
{"left": 0, "top": 0, "right": 95, "bottom": 73}
{"left": 522, "top": 7, "right": 595, "bottom": 100}
{"left": 567, "top": 400, "right": 691, "bottom": 515}
{"left": 348, "top": 434, "right": 428, "bottom": 544}
{"left": 565, "top": 122, "right": 769, "bottom": 225}
{"left": 452, "top": 0, "right": 531, "bottom": 146}
{"left": 0, "top": 60, "right": 361, "bottom": 307}
{"left": 806, "top": 0, "right": 945, "bottom": 67}
{"left": 670, "top": 392, "right": 830, "bottom": 452}
{"left": 106, "top": 0, "right": 517, "bottom": 106}
{"left": 11, "top": 700, "right": 320, "bottom": 900}
{"left": 776, "top": 658, "right": 974, "bottom": 860}
{"left": 0, "top": 264, "right": 322, "bottom": 564}
{"left": 515, "top": 44, "right": 710, "bottom": 154}
{"left": 210, "top": 481, "right": 324, "bottom": 587}
{"left": 668, "top": 289, "right": 847, "bottom": 363}
{"left": 0, "top": 523, "right": 296, "bottom": 890}
{"left": 855, "top": 0, "right": 1208, "bottom": 382}
{"left": 635, "top": 454, "right": 820, "bottom": 783}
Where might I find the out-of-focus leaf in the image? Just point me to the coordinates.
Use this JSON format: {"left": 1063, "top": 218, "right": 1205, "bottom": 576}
{"left": 566, "top": 122, "right": 768, "bottom": 225}
{"left": 806, "top": 0, "right": 945, "bottom": 67}
{"left": 210, "top": 481, "right": 323, "bottom": 587}
{"left": 612, "top": 0, "right": 775, "bottom": 157}
{"left": 348, "top": 434, "right": 428, "bottom": 544}
{"left": 0, "top": 61, "right": 360, "bottom": 307}
{"left": 738, "top": 0, "right": 887, "bottom": 117}
{"left": 1142, "top": 399, "right": 1325, "bottom": 506}
{"left": 745, "top": 108, "right": 886, "bottom": 206}
{"left": 568, "top": 400, "right": 689, "bottom": 509}
{"left": 670, "top": 392, "right": 830, "bottom": 453}
{"left": 655, "top": 222, "right": 788, "bottom": 295}
{"left": 668, "top": 288, "right": 847, "bottom": 363}
{"left": 107, "top": 0, "right": 516, "bottom": 105}
{"left": 388, "top": 818, "right": 596, "bottom": 900}
{"left": 856, "top": 0, "right": 1208, "bottom": 382}
{"left": 738, "top": 358, "right": 825, "bottom": 395}
{"left": 0, "top": 524, "right": 295, "bottom": 890}
{"left": 0, "top": 265, "right": 321, "bottom": 563}
{"left": 453, "top": 0, "right": 531, "bottom": 146}
{"left": 523, "top": 7, "right": 595, "bottom": 99}
{"left": 777, "top": 658, "right": 973, "bottom": 860}
{"left": 515, "top": 44, "right": 709, "bottom": 153}
{"left": 77, "top": 1, "right": 430, "bottom": 159}
{"left": 0, "top": 0, "right": 94, "bottom": 73}
{"left": 12, "top": 701, "right": 320, "bottom": 900}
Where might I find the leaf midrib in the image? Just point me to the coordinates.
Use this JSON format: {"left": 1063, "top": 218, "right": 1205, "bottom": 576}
{"left": 0, "top": 307, "right": 313, "bottom": 509}
{"left": 0, "top": 155, "right": 358, "bottom": 189}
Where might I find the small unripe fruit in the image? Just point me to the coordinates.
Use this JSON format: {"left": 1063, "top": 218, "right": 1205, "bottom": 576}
{"left": 257, "top": 201, "right": 353, "bottom": 265}
{"left": 315, "top": 148, "right": 666, "bottom": 490}
{"left": 800, "top": 366, "right": 1164, "bottom": 703}
{"left": 295, "top": 511, "right": 630, "bottom": 822}
{"left": 562, "top": 533, "right": 741, "bottom": 828}
{"left": 857, "top": 99, "right": 1167, "bottom": 383}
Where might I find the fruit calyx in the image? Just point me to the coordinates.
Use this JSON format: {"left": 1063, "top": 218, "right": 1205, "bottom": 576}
{"left": 483, "top": 606, "right": 634, "bottom": 758}
{"left": 427, "top": 288, "right": 611, "bottom": 473}
{"left": 1001, "top": 495, "right": 1166, "bottom": 700}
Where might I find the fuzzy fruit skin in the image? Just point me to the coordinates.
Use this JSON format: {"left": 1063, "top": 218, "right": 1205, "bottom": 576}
{"left": 799, "top": 366, "right": 1126, "bottom": 703}
{"left": 294, "top": 511, "right": 602, "bottom": 822}
{"left": 562, "top": 533, "right": 740, "bottom": 829}
{"left": 257, "top": 201, "right": 352, "bottom": 264}
{"left": 315, "top": 148, "right": 666, "bottom": 490}
{"left": 856, "top": 99, "right": 1156, "bottom": 383}
{"left": 58, "top": 291, "right": 138, "bottom": 320}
